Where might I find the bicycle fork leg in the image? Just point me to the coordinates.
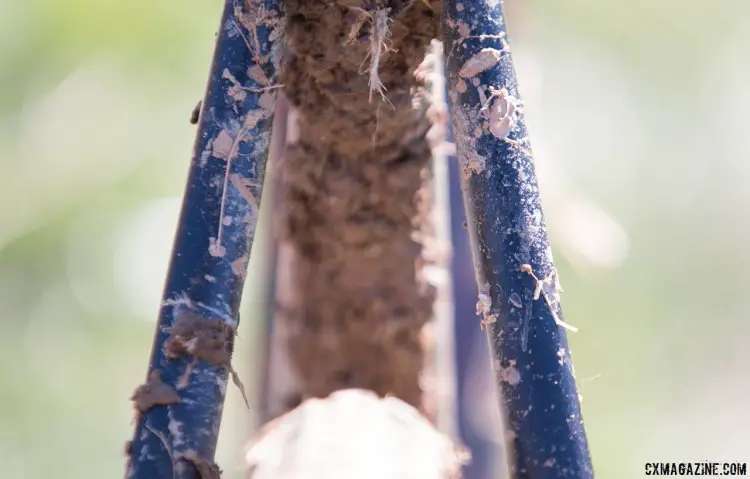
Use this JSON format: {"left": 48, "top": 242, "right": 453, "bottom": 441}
{"left": 126, "top": 1, "right": 283, "bottom": 477}
{"left": 441, "top": 1, "right": 594, "bottom": 477}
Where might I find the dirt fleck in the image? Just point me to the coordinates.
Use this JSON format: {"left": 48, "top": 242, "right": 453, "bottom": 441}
{"left": 223, "top": 68, "right": 248, "bottom": 102}
{"left": 232, "top": 255, "right": 249, "bottom": 279}
{"left": 164, "top": 309, "right": 234, "bottom": 366}
{"left": 229, "top": 174, "right": 259, "bottom": 216}
{"left": 451, "top": 106, "right": 486, "bottom": 178}
{"left": 498, "top": 361, "right": 521, "bottom": 386}
{"left": 278, "top": 0, "right": 440, "bottom": 409}
{"left": 208, "top": 237, "right": 226, "bottom": 257}
{"left": 448, "top": 88, "right": 458, "bottom": 103}
{"left": 486, "top": 88, "right": 518, "bottom": 140}
{"left": 456, "top": 21, "right": 471, "bottom": 38}
{"left": 183, "top": 450, "right": 222, "bottom": 479}
{"left": 258, "top": 91, "right": 276, "bottom": 112}
{"left": 458, "top": 48, "right": 504, "bottom": 78}
{"left": 130, "top": 370, "right": 180, "bottom": 414}
{"left": 211, "top": 130, "right": 234, "bottom": 159}
{"left": 479, "top": 314, "right": 497, "bottom": 330}
{"left": 243, "top": 110, "right": 264, "bottom": 130}
{"left": 164, "top": 308, "right": 249, "bottom": 406}
{"left": 230, "top": 86, "right": 248, "bottom": 103}
{"left": 248, "top": 64, "right": 270, "bottom": 86}
{"left": 475, "top": 282, "right": 496, "bottom": 329}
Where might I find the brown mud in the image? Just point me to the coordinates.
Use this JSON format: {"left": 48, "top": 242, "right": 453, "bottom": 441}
{"left": 164, "top": 309, "right": 235, "bottom": 366}
{"left": 279, "top": 0, "right": 441, "bottom": 409}
{"left": 130, "top": 370, "right": 181, "bottom": 415}
{"left": 163, "top": 308, "right": 250, "bottom": 406}
{"left": 182, "top": 451, "right": 222, "bottom": 479}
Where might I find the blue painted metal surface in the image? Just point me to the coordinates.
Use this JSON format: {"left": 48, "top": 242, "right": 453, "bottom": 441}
{"left": 447, "top": 115, "right": 505, "bottom": 479}
{"left": 126, "top": 1, "right": 282, "bottom": 477}
{"left": 449, "top": 150, "right": 504, "bottom": 479}
{"left": 442, "top": 1, "right": 594, "bottom": 477}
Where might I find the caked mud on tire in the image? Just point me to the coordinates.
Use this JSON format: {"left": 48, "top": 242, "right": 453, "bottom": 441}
{"left": 278, "top": 0, "right": 441, "bottom": 409}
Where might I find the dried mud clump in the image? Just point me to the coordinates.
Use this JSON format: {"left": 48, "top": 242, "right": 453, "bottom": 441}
{"left": 279, "top": 0, "right": 441, "bottom": 409}
{"left": 183, "top": 451, "right": 222, "bottom": 479}
{"left": 164, "top": 308, "right": 249, "bottom": 405}
{"left": 130, "top": 370, "right": 181, "bottom": 415}
{"left": 164, "top": 309, "right": 235, "bottom": 366}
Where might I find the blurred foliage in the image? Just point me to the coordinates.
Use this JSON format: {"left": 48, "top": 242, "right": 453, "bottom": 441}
{"left": 1, "top": 0, "right": 749, "bottom": 477}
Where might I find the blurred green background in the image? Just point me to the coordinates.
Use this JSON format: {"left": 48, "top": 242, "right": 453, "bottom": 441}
{"left": 1, "top": 0, "right": 749, "bottom": 477}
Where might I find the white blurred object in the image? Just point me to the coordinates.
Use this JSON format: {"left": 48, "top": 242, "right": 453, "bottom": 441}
{"left": 245, "top": 389, "right": 468, "bottom": 479}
